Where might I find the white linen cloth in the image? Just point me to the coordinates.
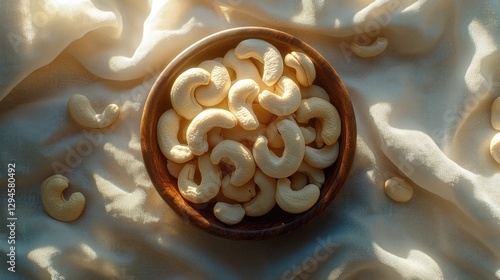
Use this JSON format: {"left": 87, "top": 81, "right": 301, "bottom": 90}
{"left": 1, "top": 0, "right": 499, "bottom": 279}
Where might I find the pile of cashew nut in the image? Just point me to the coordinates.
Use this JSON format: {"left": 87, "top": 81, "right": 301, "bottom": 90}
{"left": 158, "top": 39, "right": 342, "bottom": 225}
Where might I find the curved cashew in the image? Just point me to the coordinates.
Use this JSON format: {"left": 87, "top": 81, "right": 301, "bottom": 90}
{"left": 296, "top": 97, "right": 341, "bottom": 146}
{"left": 275, "top": 178, "right": 320, "bottom": 214}
{"left": 68, "top": 94, "right": 119, "bottom": 129}
{"left": 384, "top": 176, "right": 413, "bottom": 203}
{"left": 213, "top": 202, "right": 245, "bottom": 225}
{"left": 177, "top": 154, "right": 221, "bottom": 204}
{"left": 258, "top": 76, "right": 301, "bottom": 116}
{"left": 221, "top": 174, "right": 256, "bottom": 202}
{"left": 266, "top": 116, "right": 298, "bottom": 149}
{"left": 253, "top": 118, "right": 305, "bottom": 178}
{"left": 234, "top": 39, "right": 284, "bottom": 86}
{"left": 350, "top": 36, "right": 388, "bottom": 58}
{"left": 304, "top": 141, "right": 340, "bottom": 169}
{"left": 491, "top": 97, "right": 500, "bottom": 131}
{"left": 228, "top": 79, "right": 260, "bottom": 130}
{"left": 223, "top": 49, "right": 262, "bottom": 82}
{"left": 211, "top": 140, "right": 256, "bottom": 186}
{"left": 284, "top": 51, "right": 316, "bottom": 87}
{"left": 186, "top": 108, "right": 237, "bottom": 155}
{"left": 170, "top": 67, "right": 210, "bottom": 120}
{"left": 157, "top": 109, "right": 194, "bottom": 164}
{"left": 243, "top": 169, "right": 277, "bottom": 217}
{"left": 41, "top": 175, "right": 86, "bottom": 222}
{"left": 490, "top": 133, "right": 500, "bottom": 164}
{"left": 297, "top": 161, "right": 325, "bottom": 187}
{"left": 300, "top": 85, "right": 330, "bottom": 102}
{"left": 195, "top": 60, "right": 231, "bottom": 107}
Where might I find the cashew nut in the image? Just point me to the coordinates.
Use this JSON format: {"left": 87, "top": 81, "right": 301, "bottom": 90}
{"left": 253, "top": 118, "right": 305, "bottom": 178}
{"left": 300, "top": 85, "right": 330, "bottom": 102}
{"left": 297, "top": 161, "right": 325, "bottom": 187}
{"left": 41, "top": 175, "right": 86, "bottom": 222}
{"left": 228, "top": 79, "right": 260, "bottom": 130}
{"left": 186, "top": 108, "right": 237, "bottom": 155}
{"left": 350, "top": 36, "right": 388, "bottom": 58}
{"left": 491, "top": 97, "right": 500, "bottom": 131}
{"left": 284, "top": 51, "right": 316, "bottom": 87}
{"left": 177, "top": 154, "right": 221, "bottom": 204}
{"left": 296, "top": 97, "right": 341, "bottom": 145}
{"left": 195, "top": 60, "right": 231, "bottom": 107}
{"left": 304, "top": 141, "right": 340, "bottom": 169}
{"left": 211, "top": 140, "right": 256, "bottom": 186}
{"left": 67, "top": 94, "right": 119, "bottom": 129}
{"left": 490, "top": 133, "right": 500, "bottom": 164}
{"left": 384, "top": 176, "right": 414, "bottom": 203}
{"left": 170, "top": 67, "right": 211, "bottom": 120}
{"left": 213, "top": 202, "right": 245, "bottom": 225}
{"left": 157, "top": 109, "right": 194, "bottom": 164}
{"left": 223, "top": 49, "right": 262, "bottom": 82}
{"left": 221, "top": 174, "right": 256, "bottom": 202}
{"left": 243, "top": 169, "right": 277, "bottom": 217}
{"left": 258, "top": 76, "right": 301, "bottom": 116}
{"left": 275, "top": 178, "right": 320, "bottom": 214}
{"left": 234, "top": 39, "right": 284, "bottom": 86}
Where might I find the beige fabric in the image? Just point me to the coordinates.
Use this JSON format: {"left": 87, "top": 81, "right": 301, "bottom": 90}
{"left": 1, "top": 0, "right": 499, "bottom": 279}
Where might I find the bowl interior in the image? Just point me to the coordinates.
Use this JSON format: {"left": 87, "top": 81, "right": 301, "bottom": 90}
{"left": 141, "top": 27, "right": 356, "bottom": 240}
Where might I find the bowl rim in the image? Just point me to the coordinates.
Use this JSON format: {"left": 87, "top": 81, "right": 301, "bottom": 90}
{"left": 140, "top": 26, "right": 357, "bottom": 240}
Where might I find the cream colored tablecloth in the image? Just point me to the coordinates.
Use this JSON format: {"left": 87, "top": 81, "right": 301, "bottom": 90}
{"left": 1, "top": 0, "right": 499, "bottom": 279}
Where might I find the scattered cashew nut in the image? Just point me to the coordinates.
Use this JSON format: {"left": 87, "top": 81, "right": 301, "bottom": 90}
{"left": 213, "top": 202, "right": 246, "bottom": 225}
{"left": 384, "top": 176, "right": 414, "bottom": 203}
{"left": 490, "top": 133, "right": 500, "bottom": 164}
{"left": 296, "top": 97, "right": 341, "bottom": 145}
{"left": 284, "top": 51, "right": 316, "bottom": 87}
{"left": 228, "top": 79, "right": 260, "bottom": 130}
{"left": 68, "top": 94, "right": 119, "bottom": 129}
{"left": 211, "top": 140, "right": 256, "bottom": 186}
{"left": 350, "top": 36, "right": 388, "bottom": 58}
{"left": 157, "top": 109, "right": 194, "bottom": 164}
{"left": 186, "top": 108, "right": 237, "bottom": 155}
{"left": 234, "top": 38, "right": 284, "bottom": 86}
{"left": 41, "top": 175, "right": 86, "bottom": 222}
{"left": 170, "top": 67, "right": 211, "bottom": 120}
{"left": 275, "top": 178, "right": 320, "bottom": 214}
{"left": 177, "top": 154, "right": 221, "bottom": 204}
{"left": 253, "top": 118, "right": 305, "bottom": 178}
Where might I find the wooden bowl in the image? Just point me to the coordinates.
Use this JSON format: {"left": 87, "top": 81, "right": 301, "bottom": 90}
{"left": 141, "top": 27, "right": 356, "bottom": 240}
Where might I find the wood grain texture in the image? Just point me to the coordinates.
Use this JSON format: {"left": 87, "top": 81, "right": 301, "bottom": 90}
{"left": 140, "top": 27, "right": 357, "bottom": 240}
